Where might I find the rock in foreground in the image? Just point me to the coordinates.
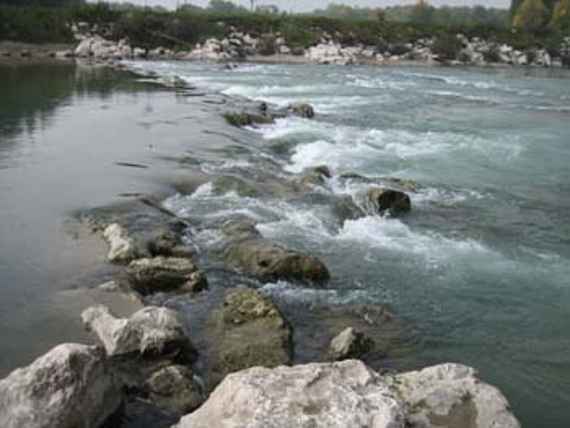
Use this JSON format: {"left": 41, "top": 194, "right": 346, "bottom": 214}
{"left": 176, "top": 360, "right": 520, "bottom": 428}
{"left": 0, "top": 343, "right": 121, "bottom": 428}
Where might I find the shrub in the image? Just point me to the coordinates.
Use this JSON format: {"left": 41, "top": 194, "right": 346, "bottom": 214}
{"left": 432, "top": 33, "right": 462, "bottom": 60}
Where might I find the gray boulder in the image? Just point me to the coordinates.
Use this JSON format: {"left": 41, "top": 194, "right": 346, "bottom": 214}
{"left": 327, "top": 327, "right": 374, "bottom": 361}
{"left": 207, "top": 288, "right": 292, "bottom": 385}
{"left": 366, "top": 187, "right": 411, "bottom": 216}
{"left": 175, "top": 360, "right": 520, "bottom": 428}
{"left": 0, "top": 343, "right": 121, "bottom": 428}
{"left": 126, "top": 256, "right": 208, "bottom": 295}
{"left": 81, "top": 305, "right": 195, "bottom": 363}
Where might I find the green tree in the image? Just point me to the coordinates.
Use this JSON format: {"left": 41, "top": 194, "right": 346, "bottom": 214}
{"left": 207, "top": 0, "right": 246, "bottom": 14}
{"left": 513, "top": 0, "right": 549, "bottom": 31}
{"left": 551, "top": 0, "right": 570, "bottom": 29}
{"left": 410, "top": 0, "right": 435, "bottom": 25}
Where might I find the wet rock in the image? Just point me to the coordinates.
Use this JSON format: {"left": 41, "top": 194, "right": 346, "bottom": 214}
{"left": 396, "top": 363, "right": 521, "bottom": 428}
{"left": 212, "top": 175, "right": 259, "bottom": 197}
{"left": 339, "top": 172, "right": 373, "bottom": 182}
{"left": 175, "top": 360, "right": 521, "bottom": 428}
{"left": 223, "top": 111, "right": 274, "bottom": 127}
{"left": 366, "top": 187, "right": 411, "bottom": 216}
{"left": 103, "top": 223, "right": 142, "bottom": 263}
{"left": 0, "top": 343, "right": 121, "bottom": 428}
{"left": 207, "top": 288, "right": 292, "bottom": 385}
{"left": 146, "top": 229, "right": 194, "bottom": 259}
{"left": 126, "top": 257, "right": 208, "bottom": 295}
{"left": 144, "top": 365, "right": 204, "bottom": 415}
{"left": 381, "top": 177, "right": 418, "bottom": 193}
{"left": 327, "top": 327, "right": 374, "bottom": 361}
{"left": 288, "top": 102, "right": 315, "bottom": 119}
{"left": 81, "top": 305, "right": 195, "bottom": 363}
{"left": 224, "top": 239, "right": 330, "bottom": 284}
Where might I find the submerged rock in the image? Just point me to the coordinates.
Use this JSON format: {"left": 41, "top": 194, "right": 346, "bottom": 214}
{"left": 224, "top": 239, "right": 330, "bottom": 284}
{"left": 103, "top": 223, "right": 142, "bottom": 263}
{"left": 81, "top": 305, "right": 195, "bottom": 363}
{"left": 212, "top": 175, "right": 259, "bottom": 197}
{"left": 327, "top": 327, "right": 374, "bottom": 361}
{"left": 207, "top": 288, "right": 292, "bottom": 385}
{"left": 144, "top": 365, "right": 204, "bottom": 415}
{"left": 366, "top": 187, "right": 411, "bottom": 216}
{"left": 223, "top": 111, "right": 274, "bottom": 127}
{"left": 126, "top": 256, "right": 208, "bottom": 295}
{"left": 0, "top": 343, "right": 121, "bottom": 428}
{"left": 175, "top": 360, "right": 520, "bottom": 428}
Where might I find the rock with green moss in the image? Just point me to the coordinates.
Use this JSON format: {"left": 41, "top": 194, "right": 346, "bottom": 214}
{"left": 224, "top": 239, "right": 330, "bottom": 284}
{"left": 207, "top": 288, "right": 292, "bottom": 385}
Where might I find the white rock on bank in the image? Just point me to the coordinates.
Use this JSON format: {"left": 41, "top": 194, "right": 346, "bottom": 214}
{"left": 0, "top": 343, "right": 121, "bottom": 428}
{"left": 103, "top": 222, "right": 140, "bottom": 263}
{"left": 81, "top": 305, "right": 193, "bottom": 358}
{"left": 175, "top": 360, "right": 520, "bottom": 428}
{"left": 306, "top": 42, "right": 355, "bottom": 65}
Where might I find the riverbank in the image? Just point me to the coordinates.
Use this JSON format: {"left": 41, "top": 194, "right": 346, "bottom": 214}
{"left": 1, "top": 59, "right": 570, "bottom": 427}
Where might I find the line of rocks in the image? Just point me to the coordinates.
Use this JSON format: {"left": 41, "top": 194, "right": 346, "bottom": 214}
{"left": 0, "top": 96, "right": 521, "bottom": 428}
{"left": 60, "top": 22, "right": 570, "bottom": 69}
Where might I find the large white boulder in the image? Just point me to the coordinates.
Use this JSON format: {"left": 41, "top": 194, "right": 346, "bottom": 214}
{"left": 175, "top": 360, "right": 520, "bottom": 428}
{"left": 0, "top": 343, "right": 121, "bottom": 428}
{"left": 176, "top": 360, "right": 404, "bottom": 428}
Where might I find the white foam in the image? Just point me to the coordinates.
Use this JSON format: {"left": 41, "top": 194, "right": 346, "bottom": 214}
{"left": 337, "top": 216, "right": 492, "bottom": 263}
{"left": 260, "top": 281, "right": 372, "bottom": 306}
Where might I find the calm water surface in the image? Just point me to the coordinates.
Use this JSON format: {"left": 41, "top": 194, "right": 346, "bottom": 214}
{"left": 1, "top": 61, "right": 570, "bottom": 427}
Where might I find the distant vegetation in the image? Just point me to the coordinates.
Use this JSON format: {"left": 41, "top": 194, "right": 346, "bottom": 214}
{"left": 0, "top": 0, "right": 568, "bottom": 52}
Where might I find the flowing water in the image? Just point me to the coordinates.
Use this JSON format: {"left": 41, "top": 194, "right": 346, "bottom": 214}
{"left": 1, "top": 61, "right": 570, "bottom": 427}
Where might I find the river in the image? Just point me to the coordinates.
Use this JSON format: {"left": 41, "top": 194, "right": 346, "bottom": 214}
{"left": 1, "top": 61, "right": 569, "bottom": 427}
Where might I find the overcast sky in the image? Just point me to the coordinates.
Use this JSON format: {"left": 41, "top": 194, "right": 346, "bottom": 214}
{"left": 102, "top": 0, "right": 510, "bottom": 12}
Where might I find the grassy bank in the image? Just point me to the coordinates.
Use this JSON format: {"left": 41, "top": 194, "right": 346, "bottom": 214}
{"left": 0, "top": 3, "right": 568, "bottom": 55}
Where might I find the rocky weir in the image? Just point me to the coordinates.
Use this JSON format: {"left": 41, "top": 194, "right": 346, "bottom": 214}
{"left": 0, "top": 65, "right": 523, "bottom": 428}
